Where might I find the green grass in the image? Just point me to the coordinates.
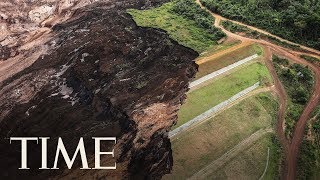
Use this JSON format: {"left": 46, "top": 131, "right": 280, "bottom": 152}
{"left": 174, "top": 62, "right": 272, "bottom": 128}
{"left": 164, "top": 92, "right": 279, "bottom": 179}
{"left": 222, "top": 20, "right": 260, "bottom": 38}
{"left": 127, "top": 2, "right": 223, "bottom": 52}
{"left": 196, "top": 44, "right": 262, "bottom": 79}
{"left": 301, "top": 55, "right": 320, "bottom": 66}
{"left": 256, "top": 92, "right": 279, "bottom": 126}
{"left": 199, "top": 39, "right": 241, "bottom": 57}
{"left": 211, "top": 134, "right": 281, "bottom": 180}
{"left": 262, "top": 135, "right": 282, "bottom": 180}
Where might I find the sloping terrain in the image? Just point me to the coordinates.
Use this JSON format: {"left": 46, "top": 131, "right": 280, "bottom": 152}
{"left": 0, "top": 0, "right": 198, "bottom": 179}
{"left": 2, "top": 0, "right": 320, "bottom": 179}
{"left": 165, "top": 92, "right": 279, "bottom": 179}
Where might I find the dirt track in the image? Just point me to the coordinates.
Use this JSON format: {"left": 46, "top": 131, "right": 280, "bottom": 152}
{"left": 195, "top": 0, "right": 320, "bottom": 179}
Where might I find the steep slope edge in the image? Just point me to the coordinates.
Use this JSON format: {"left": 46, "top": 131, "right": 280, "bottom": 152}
{"left": 0, "top": 0, "right": 198, "bottom": 179}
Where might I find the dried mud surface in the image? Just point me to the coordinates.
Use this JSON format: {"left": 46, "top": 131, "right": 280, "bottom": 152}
{"left": 0, "top": 0, "right": 198, "bottom": 179}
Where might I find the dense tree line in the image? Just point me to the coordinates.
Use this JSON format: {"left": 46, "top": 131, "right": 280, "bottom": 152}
{"left": 273, "top": 55, "right": 314, "bottom": 137}
{"left": 201, "top": 0, "right": 320, "bottom": 50}
{"left": 273, "top": 55, "right": 314, "bottom": 104}
{"left": 171, "top": 0, "right": 226, "bottom": 41}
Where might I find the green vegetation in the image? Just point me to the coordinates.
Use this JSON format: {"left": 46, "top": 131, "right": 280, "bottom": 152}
{"left": 272, "top": 55, "right": 315, "bottom": 137}
{"left": 196, "top": 44, "right": 262, "bottom": 79}
{"left": 221, "top": 20, "right": 302, "bottom": 51}
{"left": 211, "top": 134, "right": 282, "bottom": 180}
{"left": 222, "top": 20, "right": 260, "bottom": 38}
{"left": 127, "top": 0, "right": 225, "bottom": 52}
{"left": 301, "top": 55, "right": 320, "bottom": 66}
{"left": 164, "top": 92, "right": 279, "bottom": 179}
{"left": 175, "top": 62, "right": 272, "bottom": 128}
{"left": 262, "top": 135, "right": 282, "bottom": 180}
{"left": 266, "top": 35, "right": 302, "bottom": 51}
{"left": 298, "top": 107, "right": 320, "bottom": 179}
{"left": 256, "top": 92, "right": 279, "bottom": 126}
{"left": 171, "top": 0, "right": 225, "bottom": 39}
{"left": 200, "top": 39, "right": 241, "bottom": 57}
{"left": 201, "top": 0, "right": 320, "bottom": 50}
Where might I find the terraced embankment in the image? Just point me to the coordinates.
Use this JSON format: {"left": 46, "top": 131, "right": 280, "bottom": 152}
{"left": 189, "top": 128, "right": 273, "bottom": 180}
{"left": 174, "top": 61, "right": 271, "bottom": 128}
{"left": 170, "top": 82, "right": 260, "bottom": 137}
{"left": 190, "top": 54, "right": 258, "bottom": 88}
{"left": 165, "top": 92, "right": 279, "bottom": 179}
{"left": 195, "top": 0, "right": 320, "bottom": 178}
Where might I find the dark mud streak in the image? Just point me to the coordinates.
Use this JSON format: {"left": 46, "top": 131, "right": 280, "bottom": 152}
{"left": 0, "top": 0, "right": 198, "bottom": 179}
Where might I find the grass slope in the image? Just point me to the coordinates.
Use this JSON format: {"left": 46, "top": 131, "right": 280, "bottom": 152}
{"left": 196, "top": 44, "right": 262, "bottom": 79}
{"left": 127, "top": 0, "right": 225, "bottom": 52}
{"left": 175, "top": 61, "right": 272, "bottom": 128}
{"left": 211, "top": 134, "right": 281, "bottom": 180}
{"left": 164, "top": 92, "right": 279, "bottom": 179}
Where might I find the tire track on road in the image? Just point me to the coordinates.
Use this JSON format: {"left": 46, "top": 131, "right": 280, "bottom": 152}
{"left": 194, "top": 1, "right": 320, "bottom": 178}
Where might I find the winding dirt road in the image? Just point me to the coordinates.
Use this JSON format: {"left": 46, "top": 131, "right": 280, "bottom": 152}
{"left": 195, "top": 0, "right": 320, "bottom": 179}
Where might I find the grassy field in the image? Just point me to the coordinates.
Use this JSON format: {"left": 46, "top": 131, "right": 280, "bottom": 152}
{"left": 196, "top": 44, "right": 262, "bottom": 79}
{"left": 127, "top": 1, "right": 224, "bottom": 52}
{"left": 199, "top": 38, "right": 241, "bottom": 57}
{"left": 174, "top": 61, "right": 272, "bottom": 128}
{"left": 164, "top": 92, "right": 279, "bottom": 179}
{"left": 210, "top": 134, "right": 281, "bottom": 180}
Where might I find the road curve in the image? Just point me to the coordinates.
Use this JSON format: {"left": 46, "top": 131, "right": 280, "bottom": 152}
{"left": 263, "top": 47, "right": 289, "bottom": 149}
{"left": 195, "top": 0, "right": 320, "bottom": 57}
{"left": 194, "top": 0, "right": 320, "bottom": 179}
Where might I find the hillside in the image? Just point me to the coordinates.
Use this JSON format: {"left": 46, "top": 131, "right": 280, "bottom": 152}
{"left": 0, "top": 0, "right": 198, "bottom": 179}
{"left": 128, "top": 0, "right": 225, "bottom": 52}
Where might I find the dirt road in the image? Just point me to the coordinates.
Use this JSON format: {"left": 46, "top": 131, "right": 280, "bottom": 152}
{"left": 195, "top": 0, "right": 320, "bottom": 179}
{"left": 263, "top": 47, "right": 289, "bottom": 149}
{"left": 195, "top": 0, "right": 320, "bottom": 57}
{"left": 285, "top": 61, "right": 320, "bottom": 179}
{"left": 263, "top": 47, "right": 290, "bottom": 178}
